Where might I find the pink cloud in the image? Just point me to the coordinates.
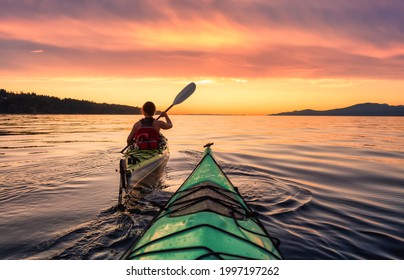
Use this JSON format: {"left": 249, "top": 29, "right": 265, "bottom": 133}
{"left": 1, "top": 0, "right": 403, "bottom": 79}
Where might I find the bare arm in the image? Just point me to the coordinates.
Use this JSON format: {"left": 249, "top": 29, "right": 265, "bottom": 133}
{"left": 127, "top": 121, "right": 140, "bottom": 145}
{"left": 157, "top": 112, "right": 173, "bottom": 130}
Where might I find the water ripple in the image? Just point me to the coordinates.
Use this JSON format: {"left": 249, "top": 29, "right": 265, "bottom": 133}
{"left": 24, "top": 207, "right": 134, "bottom": 260}
{"left": 2, "top": 115, "right": 403, "bottom": 260}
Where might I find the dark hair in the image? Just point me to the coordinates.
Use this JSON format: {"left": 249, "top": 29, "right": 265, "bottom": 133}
{"left": 142, "top": 101, "right": 156, "bottom": 116}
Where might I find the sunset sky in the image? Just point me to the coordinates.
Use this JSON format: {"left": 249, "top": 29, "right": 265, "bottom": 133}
{"left": 1, "top": 0, "right": 404, "bottom": 115}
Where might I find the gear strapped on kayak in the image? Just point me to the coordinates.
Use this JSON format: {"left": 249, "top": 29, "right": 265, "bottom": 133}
{"left": 121, "top": 144, "right": 283, "bottom": 260}
{"left": 127, "top": 149, "right": 164, "bottom": 165}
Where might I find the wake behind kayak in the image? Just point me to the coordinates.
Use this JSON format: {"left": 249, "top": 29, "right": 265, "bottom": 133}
{"left": 121, "top": 143, "right": 283, "bottom": 260}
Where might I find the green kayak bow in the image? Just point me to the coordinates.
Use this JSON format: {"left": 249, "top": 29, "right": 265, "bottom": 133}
{"left": 122, "top": 143, "right": 282, "bottom": 260}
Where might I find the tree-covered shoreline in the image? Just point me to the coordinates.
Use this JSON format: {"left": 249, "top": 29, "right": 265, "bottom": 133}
{"left": 0, "top": 89, "right": 141, "bottom": 114}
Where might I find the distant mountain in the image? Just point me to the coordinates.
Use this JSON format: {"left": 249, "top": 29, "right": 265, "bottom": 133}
{"left": 272, "top": 103, "right": 404, "bottom": 116}
{"left": 0, "top": 89, "right": 141, "bottom": 114}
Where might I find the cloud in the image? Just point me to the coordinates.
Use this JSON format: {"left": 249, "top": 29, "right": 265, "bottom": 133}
{"left": 3, "top": 0, "right": 403, "bottom": 49}
{"left": 2, "top": 37, "right": 403, "bottom": 80}
{"left": 1, "top": 0, "right": 403, "bottom": 79}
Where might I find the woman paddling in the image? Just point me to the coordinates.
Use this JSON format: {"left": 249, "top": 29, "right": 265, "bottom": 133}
{"left": 127, "top": 101, "right": 173, "bottom": 149}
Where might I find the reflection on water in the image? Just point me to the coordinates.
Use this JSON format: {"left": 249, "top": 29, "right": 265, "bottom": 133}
{"left": 1, "top": 115, "right": 403, "bottom": 259}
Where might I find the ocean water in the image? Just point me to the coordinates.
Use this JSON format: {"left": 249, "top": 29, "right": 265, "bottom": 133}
{"left": 0, "top": 115, "right": 403, "bottom": 260}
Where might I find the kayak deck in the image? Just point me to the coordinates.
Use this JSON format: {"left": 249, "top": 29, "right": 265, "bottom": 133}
{"left": 121, "top": 138, "right": 169, "bottom": 190}
{"left": 118, "top": 138, "right": 169, "bottom": 209}
{"left": 122, "top": 145, "right": 282, "bottom": 260}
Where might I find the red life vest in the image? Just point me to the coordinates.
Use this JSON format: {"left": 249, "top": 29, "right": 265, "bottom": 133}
{"left": 134, "top": 117, "right": 160, "bottom": 150}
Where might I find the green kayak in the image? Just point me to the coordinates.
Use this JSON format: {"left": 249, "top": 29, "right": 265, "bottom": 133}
{"left": 121, "top": 143, "right": 283, "bottom": 260}
{"left": 118, "top": 136, "right": 169, "bottom": 206}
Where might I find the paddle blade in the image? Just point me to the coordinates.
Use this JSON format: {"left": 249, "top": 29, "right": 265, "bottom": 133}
{"left": 172, "top": 82, "right": 196, "bottom": 105}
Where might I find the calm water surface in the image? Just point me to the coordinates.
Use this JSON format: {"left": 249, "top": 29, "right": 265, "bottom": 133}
{"left": 0, "top": 115, "right": 403, "bottom": 259}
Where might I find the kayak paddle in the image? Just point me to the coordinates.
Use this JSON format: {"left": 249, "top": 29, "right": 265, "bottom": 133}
{"left": 117, "top": 159, "right": 126, "bottom": 211}
{"left": 120, "top": 82, "right": 196, "bottom": 153}
{"left": 155, "top": 82, "right": 196, "bottom": 120}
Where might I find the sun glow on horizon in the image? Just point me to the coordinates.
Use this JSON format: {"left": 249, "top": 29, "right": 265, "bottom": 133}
{"left": 3, "top": 76, "right": 404, "bottom": 116}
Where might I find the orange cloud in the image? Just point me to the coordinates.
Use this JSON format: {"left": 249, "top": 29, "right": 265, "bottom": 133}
{"left": 2, "top": 0, "right": 404, "bottom": 79}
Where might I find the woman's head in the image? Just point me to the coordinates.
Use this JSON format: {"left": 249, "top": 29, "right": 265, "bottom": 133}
{"left": 142, "top": 101, "right": 156, "bottom": 117}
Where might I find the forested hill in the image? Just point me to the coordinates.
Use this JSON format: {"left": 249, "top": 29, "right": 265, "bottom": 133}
{"left": 0, "top": 89, "right": 141, "bottom": 114}
{"left": 272, "top": 103, "right": 404, "bottom": 116}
